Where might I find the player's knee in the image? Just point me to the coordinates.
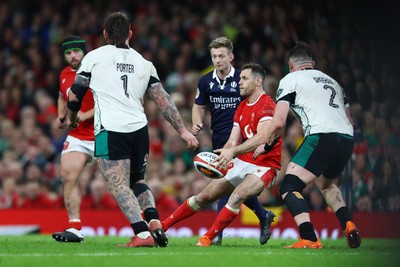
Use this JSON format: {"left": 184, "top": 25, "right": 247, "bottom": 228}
{"left": 132, "top": 183, "right": 150, "bottom": 197}
{"left": 230, "top": 191, "right": 246, "bottom": 205}
{"left": 60, "top": 171, "right": 77, "bottom": 183}
{"left": 279, "top": 174, "right": 309, "bottom": 217}
{"left": 279, "top": 174, "right": 306, "bottom": 196}
{"left": 130, "top": 170, "right": 145, "bottom": 185}
{"left": 197, "top": 191, "right": 216, "bottom": 206}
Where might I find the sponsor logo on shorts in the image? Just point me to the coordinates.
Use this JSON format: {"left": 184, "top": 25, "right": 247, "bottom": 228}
{"left": 63, "top": 141, "right": 70, "bottom": 150}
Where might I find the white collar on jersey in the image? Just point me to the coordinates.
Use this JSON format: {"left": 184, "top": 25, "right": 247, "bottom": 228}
{"left": 212, "top": 66, "right": 235, "bottom": 90}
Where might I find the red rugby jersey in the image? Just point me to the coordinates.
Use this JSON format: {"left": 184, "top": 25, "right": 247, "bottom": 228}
{"left": 234, "top": 93, "right": 281, "bottom": 170}
{"left": 59, "top": 66, "right": 94, "bottom": 141}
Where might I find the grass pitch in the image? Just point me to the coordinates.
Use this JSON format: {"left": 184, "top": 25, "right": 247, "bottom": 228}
{"left": 0, "top": 235, "right": 399, "bottom": 267}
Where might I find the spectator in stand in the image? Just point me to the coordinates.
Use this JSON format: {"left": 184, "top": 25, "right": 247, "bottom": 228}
{"left": 19, "top": 180, "right": 60, "bottom": 209}
{"left": 0, "top": 0, "right": 397, "bottom": 214}
{"left": 25, "top": 163, "right": 45, "bottom": 181}
{"left": 78, "top": 167, "right": 95, "bottom": 210}
{"left": 88, "top": 177, "right": 119, "bottom": 210}
{"left": 0, "top": 177, "right": 20, "bottom": 208}
{"left": 388, "top": 190, "right": 400, "bottom": 212}
{"left": 285, "top": 120, "right": 304, "bottom": 155}
{"left": 0, "top": 119, "right": 15, "bottom": 157}
{"left": 365, "top": 136, "right": 385, "bottom": 179}
{"left": 308, "top": 187, "right": 328, "bottom": 211}
{"left": 372, "top": 160, "right": 399, "bottom": 211}
{"left": 165, "top": 135, "right": 194, "bottom": 171}
{"left": 148, "top": 179, "right": 180, "bottom": 211}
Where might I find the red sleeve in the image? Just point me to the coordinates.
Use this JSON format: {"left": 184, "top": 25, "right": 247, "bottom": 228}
{"left": 233, "top": 101, "right": 244, "bottom": 124}
{"left": 59, "top": 67, "right": 75, "bottom": 101}
{"left": 256, "top": 96, "right": 275, "bottom": 123}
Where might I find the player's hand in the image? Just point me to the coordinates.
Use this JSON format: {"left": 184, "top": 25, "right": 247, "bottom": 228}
{"left": 213, "top": 148, "right": 234, "bottom": 169}
{"left": 180, "top": 130, "right": 199, "bottom": 151}
{"left": 191, "top": 123, "right": 203, "bottom": 136}
{"left": 66, "top": 117, "right": 80, "bottom": 130}
{"left": 253, "top": 144, "right": 267, "bottom": 159}
{"left": 57, "top": 116, "right": 67, "bottom": 129}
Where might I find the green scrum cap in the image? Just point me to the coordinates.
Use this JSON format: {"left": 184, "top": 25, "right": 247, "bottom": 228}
{"left": 61, "top": 35, "right": 87, "bottom": 56}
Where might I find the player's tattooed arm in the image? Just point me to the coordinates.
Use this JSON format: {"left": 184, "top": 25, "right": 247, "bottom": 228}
{"left": 147, "top": 82, "right": 186, "bottom": 134}
{"left": 69, "top": 73, "right": 91, "bottom": 103}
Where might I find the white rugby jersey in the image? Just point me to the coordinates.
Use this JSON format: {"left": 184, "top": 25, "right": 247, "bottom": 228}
{"left": 77, "top": 45, "right": 159, "bottom": 134}
{"left": 276, "top": 69, "right": 353, "bottom": 137}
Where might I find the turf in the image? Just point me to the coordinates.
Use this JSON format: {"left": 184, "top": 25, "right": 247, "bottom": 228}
{"left": 0, "top": 235, "right": 399, "bottom": 267}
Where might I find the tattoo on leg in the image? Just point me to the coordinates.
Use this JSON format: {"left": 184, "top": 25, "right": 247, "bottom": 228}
{"left": 136, "top": 190, "right": 156, "bottom": 211}
{"left": 98, "top": 158, "right": 143, "bottom": 223}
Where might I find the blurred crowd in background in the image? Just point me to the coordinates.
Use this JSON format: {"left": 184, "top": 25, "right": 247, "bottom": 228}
{"left": 0, "top": 0, "right": 399, "bottom": 213}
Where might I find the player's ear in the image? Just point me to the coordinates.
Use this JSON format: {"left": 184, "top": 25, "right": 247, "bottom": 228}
{"left": 257, "top": 77, "right": 262, "bottom": 87}
{"left": 128, "top": 30, "right": 133, "bottom": 40}
{"left": 103, "top": 29, "right": 108, "bottom": 41}
{"left": 229, "top": 52, "right": 234, "bottom": 61}
{"left": 288, "top": 60, "right": 294, "bottom": 72}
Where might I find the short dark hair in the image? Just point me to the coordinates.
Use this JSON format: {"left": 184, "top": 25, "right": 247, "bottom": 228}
{"left": 241, "top": 63, "right": 266, "bottom": 81}
{"left": 104, "top": 12, "right": 131, "bottom": 46}
{"left": 288, "top": 41, "right": 314, "bottom": 62}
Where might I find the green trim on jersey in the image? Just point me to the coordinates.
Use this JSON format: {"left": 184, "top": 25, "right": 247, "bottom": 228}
{"left": 338, "top": 133, "right": 354, "bottom": 140}
{"left": 292, "top": 134, "right": 320, "bottom": 167}
{"left": 95, "top": 130, "right": 109, "bottom": 159}
{"left": 291, "top": 104, "right": 311, "bottom": 136}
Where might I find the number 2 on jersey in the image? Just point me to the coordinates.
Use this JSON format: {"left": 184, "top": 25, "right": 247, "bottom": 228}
{"left": 120, "top": 75, "right": 129, "bottom": 98}
{"left": 323, "top": 84, "right": 339, "bottom": 108}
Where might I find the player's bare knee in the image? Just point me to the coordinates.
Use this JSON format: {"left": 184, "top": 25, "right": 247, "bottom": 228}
{"left": 314, "top": 176, "right": 333, "bottom": 191}
{"left": 228, "top": 192, "right": 245, "bottom": 207}
{"left": 60, "top": 172, "right": 78, "bottom": 183}
{"left": 195, "top": 192, "right": 214, "bottom": 206}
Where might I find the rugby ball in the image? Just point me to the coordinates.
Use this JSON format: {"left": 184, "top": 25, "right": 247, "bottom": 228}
{"left": 193, "top": 151, "right": 228, "bottom": 179}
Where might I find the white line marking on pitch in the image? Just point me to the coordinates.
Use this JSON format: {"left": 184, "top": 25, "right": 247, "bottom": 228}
{"left": 0, "top": 251, "right": 361, "bottom": 257}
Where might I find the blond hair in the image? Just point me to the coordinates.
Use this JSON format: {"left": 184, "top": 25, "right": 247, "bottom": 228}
{"left": 208, "top": 37, "right": 233, "bottom": 53}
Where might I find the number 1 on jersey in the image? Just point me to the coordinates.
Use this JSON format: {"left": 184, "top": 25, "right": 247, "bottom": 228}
{"left": 120, "top": 75, "right": 129, "bottom": 98}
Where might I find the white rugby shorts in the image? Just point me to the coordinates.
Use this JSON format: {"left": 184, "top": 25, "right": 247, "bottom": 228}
{"left": 224, "top": 157, "right": 277, "bottom": 189}
{"left": 61, "top": 135, "right": 95, "bottom": 161}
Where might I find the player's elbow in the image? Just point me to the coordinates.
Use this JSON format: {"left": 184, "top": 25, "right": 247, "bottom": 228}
{"left": 273, "top": 119, "right": 285, "bottom": 132}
